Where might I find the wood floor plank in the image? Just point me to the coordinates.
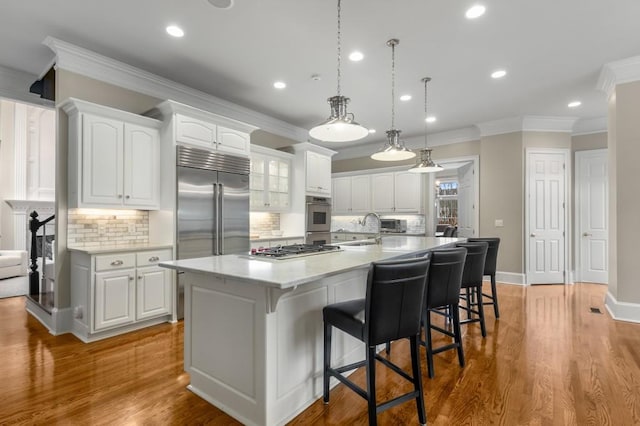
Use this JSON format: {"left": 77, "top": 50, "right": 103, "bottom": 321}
{"left": 1, "top": 283, "right": 640, "bottom": 425}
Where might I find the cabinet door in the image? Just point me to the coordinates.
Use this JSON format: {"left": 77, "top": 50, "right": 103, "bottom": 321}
{"left": 124, "top": 123, "right": 160, "bottom": 209}
{"left": 267, "top": 158, "right": 290, "bottom": 210}
{"left": 175, "top": 114, "right": 216, "bottom": 148}
{"left": 217, "top": 126, "right": 250, "bottom": 156}
{"left": 371, "top": 173, "right": 395, "bottom": 212}
{"left": 136, "top": 266, "right": 172, "bottom": 320}
{"left": 350, "top": 175, "right": 371, "bottom": 213}
{"left": 250, "top": 154, "right": 268, "bottom": 210}
{"left": 306, "top": 151, "right": 331, "bottom": 195}
{"left": 332, "top": 177, "right": 352, "bottom": 213}
{"left": 94, "top": 269, "right": 135, "bottom": 331}
{"left": 82, "top": 114, "right": 124, "bottom": 205}
{"left": 394, "top": 172, "right": 421, "bottom": 212}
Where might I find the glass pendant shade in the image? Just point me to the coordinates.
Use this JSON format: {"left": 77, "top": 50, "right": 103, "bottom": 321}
{"left": 371, "top": 129, "right": 416, "bottom": 161}
{"left": 309, "top": 96, "right": 369, "bottom": 142}
{"left": 409, "top": 148, "right": 444, "bottom": 173}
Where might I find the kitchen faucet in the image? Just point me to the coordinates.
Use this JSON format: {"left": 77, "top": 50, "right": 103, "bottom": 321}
{"left": 359, "top": 212, "right": 382, "bottom": 244}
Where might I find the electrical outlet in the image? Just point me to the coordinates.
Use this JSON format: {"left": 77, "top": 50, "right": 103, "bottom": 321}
{"left": 494, "top": 219, "right": 504, "bottom": 227}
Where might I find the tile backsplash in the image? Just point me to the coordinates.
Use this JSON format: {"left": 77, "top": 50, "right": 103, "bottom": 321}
{"left": 331, "top": 214, "right": 425, "bottom": 234}
{"left": 68, "top": 209, "right": 149, "bottom": 247}
{"left": 250, "top": 212, "right": 281, "bottom": 237}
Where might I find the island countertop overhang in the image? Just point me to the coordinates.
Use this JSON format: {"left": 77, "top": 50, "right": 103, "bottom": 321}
{"left": 159, "top": 236, "right": 464, "bottom": 290}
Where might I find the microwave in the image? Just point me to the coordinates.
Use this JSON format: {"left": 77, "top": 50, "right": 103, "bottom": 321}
{"left": 380, "top": 219, "right": 407, "bottom": 233}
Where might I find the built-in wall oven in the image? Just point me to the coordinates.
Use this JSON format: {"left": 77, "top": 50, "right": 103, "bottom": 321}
{"left": 306, "top": 196, "right": 331, "bottom": 245}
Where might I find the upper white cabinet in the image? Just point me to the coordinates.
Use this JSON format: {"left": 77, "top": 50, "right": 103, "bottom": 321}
{"left": 332, "top": 175, "right": 371, "bottom": 214}
{"left": 175, "top": 114, "right": 250, "bottom": 156}
{"left": 250, "top": 145, "right": 293, "bottom": 212}
{"left": 62, "top": 98, "right": 161, "bottom": 210}
{"left": 305, "top": 150, "right": 332, "bottom": 196}
{"left": 372, "top": 171, "right": 422, "bottom": 213}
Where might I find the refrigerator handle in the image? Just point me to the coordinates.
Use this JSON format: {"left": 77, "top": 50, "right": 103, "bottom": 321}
{"left": 219, "top": 183, "right": 225, "bottom": 254}
{"left": 213, "top": 183, "right": 219, "bottom": 255}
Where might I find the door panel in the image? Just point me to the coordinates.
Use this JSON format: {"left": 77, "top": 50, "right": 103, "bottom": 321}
{"left": 177, "top": 166, "right": 216, "bottom": 260}
{"left": 82, "top": 114, "right": 123, "bottom": 205}
{"left": 457, "top": 163, "right": 475, "bottom": 237}
{"left": 577, "top": 149, "right": 608, "bottom": 283}
{"left": 528, "top": 151, "right": 566, "bottom": 284}
{"left": 218, "top": 172, "right": 250, "bottom": 255}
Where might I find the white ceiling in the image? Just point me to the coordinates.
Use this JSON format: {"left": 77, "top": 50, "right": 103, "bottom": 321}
{"left": 1, "top": 0, "right": 639, "bottom": 153}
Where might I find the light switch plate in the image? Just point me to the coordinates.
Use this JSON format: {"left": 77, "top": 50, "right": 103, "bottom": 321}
{"left": 495, "top": 219, "right": 504, "bottom": 227}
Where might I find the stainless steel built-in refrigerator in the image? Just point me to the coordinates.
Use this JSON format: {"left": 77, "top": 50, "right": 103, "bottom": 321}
{"left": 176, "top": 146, "right": 250, "bottom": 319}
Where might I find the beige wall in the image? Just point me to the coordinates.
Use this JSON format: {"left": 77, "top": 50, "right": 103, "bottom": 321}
{"left": 479, "top": 132, "right": 523, "bottom": 274}
{"left": 612, "top": 81, "right": 640, "bottom": 304}
{"left": 54, "top": 70, "right": 162, "bottom": 308}
{"left": 572, "top": 132, "right": 607, "bottom": 152}
{"left": 251, "top": 129, "right": 299, "bottom": 149}
{"left": 523, "top": 131, "right": 571, "bottom": 149}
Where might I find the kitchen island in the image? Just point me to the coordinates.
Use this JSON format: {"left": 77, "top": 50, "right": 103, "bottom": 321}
{"left": 159, "top": 236, "right": 462, "bottom": 426}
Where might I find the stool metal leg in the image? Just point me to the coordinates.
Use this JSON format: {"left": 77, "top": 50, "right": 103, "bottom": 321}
{"left": 410, "top": 335, "right": 427, "bottom": 425}
{"left": 491, "top": 274, "right": 500, "bottom": 318}
{"left": 451, "top": 304, "right": 465, "bottom": 368}
{"left": 424, "top": 312, "right": 435, "bottom": 378}
{"left": 366, "top": 346, "right": 377, "bottom": 426}
{"left": 323, "top": 322, "right": 332, "bottom": 404}
{"left": 476, "top": 286, "right": 487, "bottom": 337}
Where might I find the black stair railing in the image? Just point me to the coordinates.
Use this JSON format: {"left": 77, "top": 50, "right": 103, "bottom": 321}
{"left": 29, "top": 210, "right": 55, "bottom": 296}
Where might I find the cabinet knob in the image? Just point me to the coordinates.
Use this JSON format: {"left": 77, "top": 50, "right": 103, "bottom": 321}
{"left": 125, "top": 195, "right": 130, "bottom": 199}
{"left": 118, "top": 194, "right": 123, "bottom": 199}
{"left": 111, "top": 260, "right": 124, "bottom": 266}
{"left": 138, "top": 276, "right": 142, "bottom": 280}
{"left": 148, "top": 256, "right": 160, "bottom": 262}
{"left": 129, "top": 276, "right": 134, "bottom": 281}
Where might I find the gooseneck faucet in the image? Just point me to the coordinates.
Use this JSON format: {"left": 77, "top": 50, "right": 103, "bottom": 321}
{"left": 359, "top": 212, "right": 382, "bottom": 244}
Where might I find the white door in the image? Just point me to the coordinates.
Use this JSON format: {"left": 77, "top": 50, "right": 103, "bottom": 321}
{"left": 394, "top": 172, "right": 421, "bottom": 212}
{"left": 457, "top": 163, "right": 475, "bottom": 237}
{"left": 82, "top": 114, "right": 123, "bottom": 205}
{"left": 527, "top": 151, "right": 567, "bottom": 284}
{"left": 136, "top": 266, "right": 172, "bottom": 320}
{"left": 332, "top": 177, "right": 352, "bottom": 213}
{"left": 350, "top": 175, "right": 371, "bottom": 213}
{"left": 576, "top": 149, "right": 608, "bottom": 283}
{"left": 306, "top": 152, "right": 331, "bottom": 196}
{"left": 371, "top": 173, "right": 395, "bottom": 212}
{"left": 94, "top": 269, "right": 135, "bottom": 331}
{"left": 217, "top": 126, "right": 250, "bottom": 156}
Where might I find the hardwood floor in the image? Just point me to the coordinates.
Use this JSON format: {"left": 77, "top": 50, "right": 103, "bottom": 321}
{"left": 1, "top": 283, "right": 639, "bottom": 425}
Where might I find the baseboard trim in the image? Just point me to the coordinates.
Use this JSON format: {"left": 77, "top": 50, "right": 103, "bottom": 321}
{"left": 52, "top": 307, "right": 73, "bottom": 335}
{"left": 495, "top": 271, "right": 525, "bottom": 285}
{"left": 605, "top": 291, "right": 640, "bottom": 324}
{"left": 25, "top": 298, "right": 54, "bottom": 333}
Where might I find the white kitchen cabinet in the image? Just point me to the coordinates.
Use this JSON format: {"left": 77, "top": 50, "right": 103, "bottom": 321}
{"left": 62, "top": 98, "right": 161, "bottom": 210}
{"left": 306, "top": 151, "right": 332, "bottom": 196}
{"left": 175, "top": 113, "right": 250, "bottom": 156}
{"left": 369, "top": 171, "right": 422, "bottom": 213}
{"left": 94, "top": 268, "right": 135, "bottom": 330}
{"left": 70, "top": 247, "right": 173, "bottom": 342}
{"left": 250, "top": 146, "right": 293, "bottom": 212}
{"left": 332, "top": 175, "right": 371, "bottom": 214}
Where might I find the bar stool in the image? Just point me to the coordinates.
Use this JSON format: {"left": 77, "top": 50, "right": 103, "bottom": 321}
{"left": 456, "top": 242, "right": 489, "bottom": 337}
{"left": 323, "top": 256, "right": 431, "bottom": 426}
{"left": 422, "top": 248, "right": 467, "bottom": 378}
{"left": 466, "top": 237, "right": 501, "bottom": 318}
{"left": 443, "top": 226, "right": 455, "bottom": 237}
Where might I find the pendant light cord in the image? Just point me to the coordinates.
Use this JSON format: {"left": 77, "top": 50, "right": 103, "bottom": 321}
{"left": 423, "top": 77, "right": 430, "bottom": 148}
{"left": 336, "top": 0, "right": 341, "bottom": 97}
{"left": 391, "top": 41, "right": 395, "bottom": 129}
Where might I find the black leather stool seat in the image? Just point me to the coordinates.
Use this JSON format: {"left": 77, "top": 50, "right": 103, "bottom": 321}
{"left": 456, "top": 241, "right": 489, "bottom": 337}
{"left": 466, "top": 237, "right": 501, "bottom": 318}
{"left": 323, "top": 256, "right": 431, "bottom": 426}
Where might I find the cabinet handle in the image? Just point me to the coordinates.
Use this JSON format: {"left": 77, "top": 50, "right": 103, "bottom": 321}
{"left": 582, "top": 232, "right": 592, "bottom": 237}
{"left": 118, "top": 194, "right": 123, "bottom": 199}
{"left": 129, "top": 276, "right": 134, "bottom": 281}
{"left": 111, "top": 260, "right": 124, "bottom": 266}
{"left": 125, "top": 195, "right": 130, "bottom": 199}
{"left": 148, "top": 256, "right": 160, "bottom": 262}
{"left": 138, "top": 276, "right": 143, "bottom": 280}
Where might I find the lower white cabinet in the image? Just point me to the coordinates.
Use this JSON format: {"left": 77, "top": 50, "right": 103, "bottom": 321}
{"left": 70, "top": 248, "right": 173, "bottom": 342}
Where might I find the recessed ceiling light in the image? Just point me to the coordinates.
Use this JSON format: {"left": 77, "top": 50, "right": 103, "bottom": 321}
{"left": 425, "top": 116, "right": 437, "bottom": 123}
{"left": 273, "top": 81, "right": 286, "bottom": 89}
{"left": 166, "top": 25, "right": 184, "bottom": 38}
{"left": 349, "top": 51, "right": 364, "bottom": 61}
{"left": 491, "top": 69, "right": 507, "bottom": 79}
{"left": 466, "top": 4, "right": 486, "bottom": 19}
{"left": 400, "top": 95, "right": 412, "bottom": 101}
{"left": 368, "top": 129, "right": 376, "bottom": 134}
{"left": 207, "top": 0, "right": 234, "bottom": 9}
{"left": 568, "top": 101, "right": 582, "bottom": 108}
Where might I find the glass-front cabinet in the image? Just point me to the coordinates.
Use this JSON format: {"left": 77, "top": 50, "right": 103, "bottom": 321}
{"left": 436, "top": 180, "right": 458, "bottom": 226}
{"left": 250, "top": 146, "right": 293, "bottom": 212}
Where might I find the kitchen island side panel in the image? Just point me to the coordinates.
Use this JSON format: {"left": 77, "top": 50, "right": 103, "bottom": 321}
{"left": 183, "top": 267, "right": 368, "bottom": 426}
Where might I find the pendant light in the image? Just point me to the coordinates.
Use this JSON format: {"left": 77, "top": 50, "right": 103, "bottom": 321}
{"left": 371, "top": 39, "right": 415, "bottom": 161}
{"left": 308, "top": 0, "right": 368, "bottom": 142}
{"left": 409, "top": 77, "right": 443, "bottom": 173}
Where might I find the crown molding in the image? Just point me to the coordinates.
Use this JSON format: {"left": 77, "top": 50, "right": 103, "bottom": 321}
{"left": 572, "top": 116, "right": 607, "bottom": 136}
{"left": 476, "top": 117, "right": 524, "bottom": 137}
{"left": 0, "top": 65, "right": 54, "bottom": 107}
{"left": 332, "top": 126, "right": 480, "bottom": 161}
{"left": 522, "top": 116, "right": 578, "bottom": 132}
{"left": 282, "top": 141, "right": 337, "bottom": 157}
{"left": 43, "top": 37, "right": 308, "bottom": 142}
{"left": 597, "top": 55, "right": 640, "bottom": 98}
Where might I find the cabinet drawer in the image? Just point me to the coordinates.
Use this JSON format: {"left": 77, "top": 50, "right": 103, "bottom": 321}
{"left": 95, "top": 253, "right": 135, "bottom": 272}
{"left": 136, "top": 249, "right": 172, "bottom": 267}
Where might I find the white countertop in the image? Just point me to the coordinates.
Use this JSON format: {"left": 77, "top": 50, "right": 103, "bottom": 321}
{"left": 159, "top": 236, "right": 463, "bottom": 289}
{"left": 68, "top": 243, "right": 173, "bottom": 255}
